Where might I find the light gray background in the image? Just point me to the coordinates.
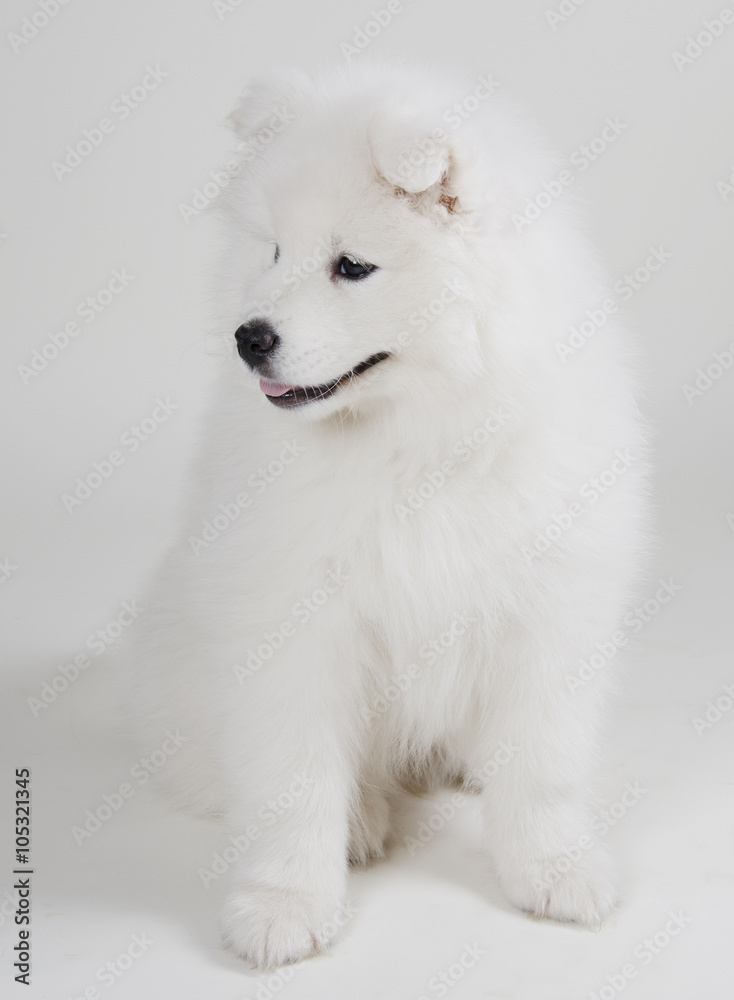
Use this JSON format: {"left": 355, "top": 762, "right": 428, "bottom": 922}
{"left": 1, "top": 1, "right": 733, "bottom": 997}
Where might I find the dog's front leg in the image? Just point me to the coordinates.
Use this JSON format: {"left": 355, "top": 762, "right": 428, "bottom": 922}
{"left": 475, "top": 627, "right": 618, "bottom": 926}
{"left": 219, "top": 620, "right": 359, "bottom": 969}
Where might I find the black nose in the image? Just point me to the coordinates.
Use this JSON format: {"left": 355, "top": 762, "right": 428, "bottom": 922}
{"left": 235, "top": 320, "right": 280, "bottom": 369}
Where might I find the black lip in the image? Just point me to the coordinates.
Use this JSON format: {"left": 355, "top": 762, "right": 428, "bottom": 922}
{"left": 264, "top": 351, "right": 390, "bottom": 408}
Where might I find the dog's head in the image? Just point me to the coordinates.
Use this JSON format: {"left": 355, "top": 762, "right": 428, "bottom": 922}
{"left": 217, "top": 63, "right": 533, "bottom": 421}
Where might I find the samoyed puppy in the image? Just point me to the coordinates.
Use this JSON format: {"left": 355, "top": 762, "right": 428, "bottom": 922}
{"left": 130, "top": 61, "right": 649, "bottom": 968}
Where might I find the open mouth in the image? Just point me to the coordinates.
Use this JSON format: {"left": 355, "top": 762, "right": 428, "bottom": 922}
{"left": 258, "top": 352, "right": 390, "bottom": 408}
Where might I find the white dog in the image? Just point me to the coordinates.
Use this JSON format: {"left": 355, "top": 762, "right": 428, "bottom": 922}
{"left": 130, "top": 61, "right": 649, "bottom": 968}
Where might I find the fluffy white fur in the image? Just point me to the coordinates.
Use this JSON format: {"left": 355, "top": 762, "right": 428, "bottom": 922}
{"left": 129, "top": 61, "right": 650, "bottom": 969}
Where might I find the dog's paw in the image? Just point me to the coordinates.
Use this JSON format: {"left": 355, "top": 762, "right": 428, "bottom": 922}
{"left": 221, "top": 885, "right": 341, "bottom": 968}
{"left": 348, "top": 785, "right": 390, "bottom": 867}
{"left": 501, "top": 847, "right": 618, "bottom": 927}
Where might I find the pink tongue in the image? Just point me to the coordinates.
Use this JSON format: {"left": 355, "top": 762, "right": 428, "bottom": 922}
{"left": 259, "top": 378, "right": 293, "bottom": 397}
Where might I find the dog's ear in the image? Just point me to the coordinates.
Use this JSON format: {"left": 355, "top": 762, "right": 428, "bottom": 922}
{"left": 368, "top": 104, "right": 466, "bottom": 215}
{"left": 227, "top": 67, "right": 311, "bottom": 142}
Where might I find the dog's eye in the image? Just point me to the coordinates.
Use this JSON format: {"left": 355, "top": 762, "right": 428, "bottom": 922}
{"left": 273, "top": 244, "right": 280, "bottom": 264}
{"left": 337, "top": 256, "right": 375, "bottom": 280}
